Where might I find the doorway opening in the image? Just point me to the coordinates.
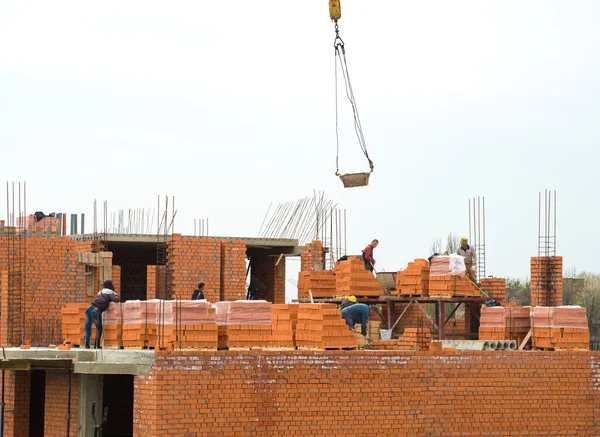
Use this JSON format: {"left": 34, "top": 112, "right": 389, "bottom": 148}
{"left": 102, "top": 374, "right": 134, "bottom": 437}
{"left": 29, "top": 370, "right": 45, "bottom": 437}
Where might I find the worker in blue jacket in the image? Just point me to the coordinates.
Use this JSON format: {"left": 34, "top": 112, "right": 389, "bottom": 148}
{"left": 341, "top": 303, "right": 370, "bottom": 336}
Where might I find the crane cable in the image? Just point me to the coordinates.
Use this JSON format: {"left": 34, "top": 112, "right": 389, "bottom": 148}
{"left": 334, "top": 22, "right": 374, "bottom": 176}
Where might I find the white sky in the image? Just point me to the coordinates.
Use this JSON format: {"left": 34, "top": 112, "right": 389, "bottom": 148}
{"left": 1, "top": 1, "right": 599, "bottom": 288}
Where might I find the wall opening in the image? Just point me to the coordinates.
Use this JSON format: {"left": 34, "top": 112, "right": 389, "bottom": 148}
{"left": 105, "top": 242, "right": 158, "bottom": 301}
{"left": 29, "top": 370, "right": 45, "bottom": 437}
{"left": 102, "top": 374, "right": 134, "bottom": 437}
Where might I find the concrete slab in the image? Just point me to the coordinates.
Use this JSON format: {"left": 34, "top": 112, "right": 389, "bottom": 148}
{"left": 0, "top": 347, "right": 154, "bottom": 375}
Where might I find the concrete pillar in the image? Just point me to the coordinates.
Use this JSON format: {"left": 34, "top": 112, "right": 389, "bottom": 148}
{"left": 77, "top": 374, "right": 103, "bottom": 437}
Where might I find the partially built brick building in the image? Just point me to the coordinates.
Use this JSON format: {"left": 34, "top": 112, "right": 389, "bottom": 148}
{"left": 0, "top": 231, "right": 599, "bottom": 436}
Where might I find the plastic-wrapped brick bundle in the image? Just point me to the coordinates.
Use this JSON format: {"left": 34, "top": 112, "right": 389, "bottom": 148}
{"left": 216, "top": 300, "right": 272, "bottom": 325}
{"left": 532, "top": 306, "right": 589, "bottom": 349}
{"left": 164, "top": 300, "right": 216, "bottom": 325}
{"left": 429, "top": 255, "right": 466, "bottom": 277}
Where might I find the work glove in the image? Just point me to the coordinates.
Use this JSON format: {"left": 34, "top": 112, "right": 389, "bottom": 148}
{"left": 471, "top": 265, "right": 476, "bottom": 271}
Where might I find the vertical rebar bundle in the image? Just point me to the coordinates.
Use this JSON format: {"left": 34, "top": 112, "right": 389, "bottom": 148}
{"left": 468, "top": 197, "right": 486, "bottom": 282}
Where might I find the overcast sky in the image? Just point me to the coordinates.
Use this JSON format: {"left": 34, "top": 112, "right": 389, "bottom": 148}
{"left": 1, "top": 1, "right": 599, "bottom": 290}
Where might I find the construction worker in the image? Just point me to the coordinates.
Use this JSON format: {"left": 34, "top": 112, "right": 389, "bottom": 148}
{"left": 340, "top": 295, "right": 357, "bottom": 310}
{"left": 457, "top": 237, "right": 477, "bottom": 283}
{"left": 84, "top": 280, "right": 120, "bottom": 349}
{"left": 341, "top": 303, "right": 370, "bottom": 336}
{"left": 362, "top": 239, "right": 378, "bottom": 272}
{"left": 192, "top": 282, "right": 206, "bottom": 300}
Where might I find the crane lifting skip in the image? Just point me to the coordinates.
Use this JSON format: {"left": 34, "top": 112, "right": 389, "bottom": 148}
{"left": 329, "top": 0, "right": 374, "bottom": 188}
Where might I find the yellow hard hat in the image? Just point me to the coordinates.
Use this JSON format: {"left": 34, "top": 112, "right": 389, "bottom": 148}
{"left": 460, "top": 237, "right": 468, "bottom": 244}
{"left": 348, "top": 296, "right": 357, "bottom": 303}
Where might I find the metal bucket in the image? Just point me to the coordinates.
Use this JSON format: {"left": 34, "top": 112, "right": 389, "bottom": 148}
{"left": 380, "top": 329, "right": 392, "bottom": 340}
{"left": 339, "top": 172, "right": 371, "bottom": 188}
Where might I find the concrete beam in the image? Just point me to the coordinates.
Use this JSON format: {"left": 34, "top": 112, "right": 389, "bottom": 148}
{"left": 69, "top": 233, "right": 300, "bottom": 249}
{"left": 0, "top": 348, "right": 154, "bottom": 375}
{"left": 74, "top": 362, "right": 152, "bottom": 375}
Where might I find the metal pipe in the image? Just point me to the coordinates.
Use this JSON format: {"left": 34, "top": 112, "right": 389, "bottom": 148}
{"left": 468, "top": 199, "right": 471, "bottom": 244}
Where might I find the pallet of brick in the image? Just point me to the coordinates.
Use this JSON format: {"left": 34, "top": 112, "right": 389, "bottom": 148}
{"left": 478, "top": 307, "right": 506, "bottom": 340}
{"left": 532, "top": 306, "right": 589, "bottom": 350}
{"left": 102, "top": 302, "right": 123, "bottom": 348}
{"left": 429, "top": 275, "right": 480, "bottom": 298}
{"left": 296, "top": 303, "right": 357, "bottom": 349}
{"left": 398, "top": 259, "right": 430, "bottom": 296}
{"left": 269, "top": 304, "right": 296, "bottom": 348}
{"left": 479, "top": 278, "right": 507, "bottom": 305}
{"left": 429, "top": 257, "right": 479, "bottom": 297}
{"left": 297, "top": 270, "right": 336, "bottom": 298}
{"left": 162, "top": 300, "right": 218, "bottom": 349}
{"left": 216, "top": 301, "right": 272, "bottom": 349}
{"left": 61, "top": 303, "right": 95, "bottom": 346}
{"left": 121, "top": 300, "right": 160, "bottom": 349}
{"left": 334, "top": 257, "right": 383, "bottom": 297}
{"left": 505, "top": 306, "right": 531, "bottom": 346}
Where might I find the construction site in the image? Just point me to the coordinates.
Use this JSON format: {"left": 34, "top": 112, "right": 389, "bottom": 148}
{"left": 0, "top": 184, "right": 597, "bottom": 437}
{"left": 1, "top": 1, "right": 599, "bottom": 436}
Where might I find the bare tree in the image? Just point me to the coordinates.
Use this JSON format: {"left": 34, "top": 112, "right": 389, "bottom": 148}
{"left": 575, "top": 272, "right": 600, "bottom": 349}
{"left": 430, "top": 238, "right": 442, "bottom": 256}
{"left": 445, "top": 233, "right": 460, "bottom": 255}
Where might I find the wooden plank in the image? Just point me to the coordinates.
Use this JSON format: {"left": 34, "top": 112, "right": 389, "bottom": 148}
{"left": 518, "top": 329, "right": 532, "bottom": 350}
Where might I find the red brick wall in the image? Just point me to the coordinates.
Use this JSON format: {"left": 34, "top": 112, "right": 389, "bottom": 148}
{"left": 0, "top": 236, "right": 94, "bottom": 346}
{"left": 134, "top": 350, "right": 600, "bottom": 437}
{"left": 168, "top": 235, "right": 222, "bottom": 302}
{"left": 44, "top": 371, "right": 79, "bottom": 437}
{"left": 300, "top": 240, "right": 324, "bottom": 271}
{"left": 220, "top": 240, "right": 247, "bottom": 301}
{"left": 2, "top": 370, "right": 30, "bottom": 437}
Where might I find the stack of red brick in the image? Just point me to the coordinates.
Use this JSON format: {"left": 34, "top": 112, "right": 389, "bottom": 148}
{"left": 532, "top": 306, "right": 589, "bottom": 349}
{"left": 479, "top": 278, "right": 507, "bottom": 305}
{"left": 269, "top": 304, "right": 298, "bottom": 348}
{"left": 479, "top": 307, "right": 508, "bottom": 340}
{"left": 396, "top": 259, "right": 429, "bottom": 296}
{"left": 162, "top": 300, "right": 218, "bottom": 349}
{"left": 530, "top": 256, "right": 563, "bottom": 306}
{"left": 296, "top": 303, "right": 357, "bottom": 349}
{"left": 216, "top": 301, "right": 272, "bottom": 348}
{"left": 429, "top": 256, "right": 480, "bottom": 297}
{"left": 297, "top": 256, "right": 383, "bottom": 298}
{"left": 121, "top": 300, "right": 162, "bottom": 348}
{"left": 297, "top": 270, "right": 336, "bottom": 298}
{"left": 333, "top": 257, "right": 382, "bottom": 297}
{"left": 371, "top": 328, "right": 431, "bottom": 351}
{"left": 479, "top": 306, "right": 531, "bottom": 345}
{"left": 61, "top": 303, "right": 95, "bottom": 346}
{"left": 397, "top": 328, "right": 431, "bottom": 351}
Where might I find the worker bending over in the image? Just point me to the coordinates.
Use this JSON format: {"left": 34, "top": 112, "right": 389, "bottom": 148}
{"left": 341, "top": 303, "right": 371, "bottom": 336}
{"left": 362, "top": 239, "right": 379, "bottom": 273}
{"left": 84, "top": 280, "right": 120, "bottom": 349}
{"left": 340, "top": 295, "right": 357, "bottom": 310}
{"left": 457, "top": 237, "right": 477, "bottom": 283}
